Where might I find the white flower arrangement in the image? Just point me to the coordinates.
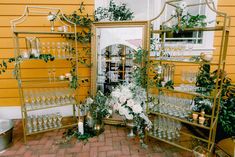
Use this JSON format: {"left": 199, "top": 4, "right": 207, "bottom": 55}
{"left": 106, "top": 83, "right": 152, "bottom": 130}
{"left": 47, "top": 12, "right": 57, "bottom": 21}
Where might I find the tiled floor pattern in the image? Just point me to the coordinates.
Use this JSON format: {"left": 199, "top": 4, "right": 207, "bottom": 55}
{"left": 0, "top": 120, "right": 193, "bottom": 157}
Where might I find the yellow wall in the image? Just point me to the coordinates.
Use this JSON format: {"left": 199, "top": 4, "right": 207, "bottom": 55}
{"left": 0, "top": 0, "right": 94, "bottom": 106}
{"left": 0, "top": 0, "right": 234, "bottom": 107}
{"left": 217, "top": 0, "right": 235, "bottom": 80}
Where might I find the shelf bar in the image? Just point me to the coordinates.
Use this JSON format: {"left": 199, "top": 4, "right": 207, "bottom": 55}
{"left": 149, "top": 111, "right": 210, "bottom": 130}
{"left": 13, "top": 31, "right": 75, "bottom": 35}
{"left": 23, "top": 103, "right": 76, "bottom": 112}
{"left": 26, "top": 122, "right": 77, "bottom": 136}
{"left": 150, "top": 58, "right": 219, "bottom": 65}
{"left": 148, "top": 134, "right": 193, "bottom": 152}
{"left": 151, "top": 26, "right": 225, "bottom": 34}
{"left": 157, "top": 87, "right": 214, "bottom": 99}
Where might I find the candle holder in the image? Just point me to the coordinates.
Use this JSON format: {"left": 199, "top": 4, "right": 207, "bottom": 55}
{"left": 126, "top": 119, "right": 135, "bottom": 137}
{"left": 192, "top": 113, "right": 198, "bottom": 121}
{"left": 199, "top": 116, "right": 205, "bottom": 125}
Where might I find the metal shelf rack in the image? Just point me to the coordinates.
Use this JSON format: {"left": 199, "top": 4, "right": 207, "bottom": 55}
{"left": 11, "top": 6, "right": 79, "bottom": 143}
{"left": 146, "top": 0, "right": 230, "bottom": 154}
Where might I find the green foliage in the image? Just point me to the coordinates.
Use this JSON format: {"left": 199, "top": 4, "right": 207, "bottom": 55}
{"left": 132, "top": 48, "right": 148, "bottom": 89}
{"left": 62, "top": 123, "right": 97, "bottom": 144}
{"left": 192, "top": 64, "right": 235, "bottom": 136}
{"left": 164, "top": 13, "right": 207, "bottom": 33}
{"left": 90, "top": 91, "right": 109, "bottom": 122}
{"left": 0, "top": 54, "right": 55, "bottom": 78}
{"left": 0, "top": 60, "right": 7, "bottom": 75}
{"left": 61, "top": 2, "right": 93, "bottom": 44}
{"left": 95, "top": 0, "right": 134, "bottom": 21}
{"left": 196, "top": 64, "right": 215, "bottom": 94}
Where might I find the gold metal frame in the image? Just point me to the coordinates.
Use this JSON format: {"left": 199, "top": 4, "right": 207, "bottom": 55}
{"left": 11, "top": 6, "right": 79, "bottom": 143}
{"left": 146, "top": 0, "right": 230, "bottom": 154}
{"left": 91, "top": 21, "right": 148, "bottom": 96}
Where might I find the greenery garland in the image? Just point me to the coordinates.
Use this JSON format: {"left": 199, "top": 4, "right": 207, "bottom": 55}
{"left": 95, "top": 0, "right": 134, "bottom": 21}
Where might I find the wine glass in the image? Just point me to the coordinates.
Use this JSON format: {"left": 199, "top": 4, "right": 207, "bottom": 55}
{"left": 57, "top": 42, "right": 61, "bottom": 58}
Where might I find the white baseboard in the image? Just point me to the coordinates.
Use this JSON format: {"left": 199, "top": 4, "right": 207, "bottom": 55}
{"left": 0, "top": 106, "right": 75, "bottom": 119}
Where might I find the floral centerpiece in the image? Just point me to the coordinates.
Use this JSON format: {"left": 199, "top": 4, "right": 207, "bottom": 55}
{"left": 106, "top": 82, "right": 152, "bottom": 146}
{"left": 47, "top": 12, "right": 57, "bottom": 32}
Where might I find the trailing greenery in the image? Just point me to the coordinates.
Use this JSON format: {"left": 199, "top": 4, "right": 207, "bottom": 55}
{"left": 132, "top": 48, "right": 148, "bottom": 89}
{"left": 0, "top": 60, "right": 7, "bottom": 75}
{"left": 95, "top": 0, "right": 134, "bottom": 21}
{"left": 61, "top": 2, "right": 93, "bottom": 44}
{"left": 0, "top": 54, "right": 54, "bottom": 78}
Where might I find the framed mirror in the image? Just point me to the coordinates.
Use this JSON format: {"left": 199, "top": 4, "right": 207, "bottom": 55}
{"left": 91, "top": 21, "right": 148, "bottom": 96}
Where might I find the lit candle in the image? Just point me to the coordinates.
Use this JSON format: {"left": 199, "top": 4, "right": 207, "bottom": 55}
{"left": 78, "top": 121, "right": 84, "bottom": 135}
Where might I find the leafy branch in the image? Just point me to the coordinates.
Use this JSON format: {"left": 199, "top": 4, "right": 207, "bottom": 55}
{"left": 95, "top": 0, "right": 134, "bottom": 21}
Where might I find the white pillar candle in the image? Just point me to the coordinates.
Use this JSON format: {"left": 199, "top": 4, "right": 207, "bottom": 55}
{"left": 78, "top": 121, "right": 84, "bottom": 135}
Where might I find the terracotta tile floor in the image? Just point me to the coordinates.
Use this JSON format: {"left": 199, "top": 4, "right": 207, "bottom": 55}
{"left": 0, "top": 120, "right": 193, "bottom": 157}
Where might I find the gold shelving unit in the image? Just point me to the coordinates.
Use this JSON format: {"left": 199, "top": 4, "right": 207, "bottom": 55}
{"left": 146, "top": 0, "right": 230, "bottom": 154}
{"left": 11, "top": 6, "right": 79, "bottom": 143}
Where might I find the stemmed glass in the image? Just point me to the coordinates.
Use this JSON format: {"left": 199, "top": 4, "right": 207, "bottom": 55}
{"left": 26, "top": 116, "right": 32, "bottom": 133}
{"left": 32, "top": 115, "right": 37, "bottom": 132}
{"left": 24, "top": 90, "right": 32, "bottom": 110}
{"left": 46, "top": 42, "right": 51, "bottom": 54}
{"left": 52, "top": 68, "right": 56, "bottom": 81}
{"left": 57, "top": 42, "right": 61, "bottom": 58}
{"left": 56, "top": 112, "right": 63, "bottom": 127}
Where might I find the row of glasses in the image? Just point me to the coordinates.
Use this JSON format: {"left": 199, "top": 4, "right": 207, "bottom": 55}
{"left": 150, "top": 116, "right": 182, "bottom": 141}
{"left": 152, "top": 94, "right": 193, "bottom": 118}
{"left": 26, "top": 111, "right": 63, "bottom": 133}
{"left": 156, "top": 42, "right": 194, "bottom": 61}
{"left": 41, "top": 42, "right": 73, "bottom": 59}
{"left": 156, "top": 64, "right": 175, "bottom": 86}
{"left": 48, "top": 68, "right": 56, "bottom": 82}
{"left": 24, "top": 88, "right": 76, "bottom": 110}
{"left": 178, "top": 70, "right": 198, "bottom": 92}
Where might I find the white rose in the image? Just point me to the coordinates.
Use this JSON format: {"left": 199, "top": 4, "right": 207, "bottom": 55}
{"left": 119, "top": 96, "right": 127, "bottom": 104}
{"left": 47, "top": 14, "right": 56, "bottom": 21}
{"left": 108, "top": 109, "right": 112, "bottom": 115}
{"left": 132, "top": 104, "right": 143, "bottom": 114}
{"left": 86, "top": 97, "right": 93, "bottom": 104}
{"left": 178, "top": 1, "right": 187, "bottom": 10}
{"left": 127, "top": 99, "right": 135, "bottom": 108}
{"left": 126, "top": 114, "right": 133, "bottom": 120}
{"left": 119, "top": 106, "right": 128, "bottom": 116}
{"left": 172, "top": 10, "right": 176, "bottom": 16}
{"left": 111, "top": 88, "right": 121, "bottom": 98}
{"left": 121, "top": 87, "right": 132, "bottom": 99}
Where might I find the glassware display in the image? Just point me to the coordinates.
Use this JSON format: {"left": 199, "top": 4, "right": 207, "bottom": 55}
{"left": 26, "top": 111, "right": 63, "bottom": 133}
{"left": 149, "top": 116, "right": 182, "bottom": 141}
{"left": 156, "top": 63, "right": 175, "bottom": 86}
{"left": 156, "top": 42, "right": 199, "bottom": 62}
{"left": 25, "top": 37, "right": 41, "bottom": 57}
{"left": 176, "top": 70, "right": 198, "bottom": 92}
{"left": 23, "top": 88, "right": 75, "bottom": 110}
{"left": 40, "top": 41, "right": 72, "bottom": 59}
{"left": 151, "top": 94, "right": 193, "bottom": 119}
